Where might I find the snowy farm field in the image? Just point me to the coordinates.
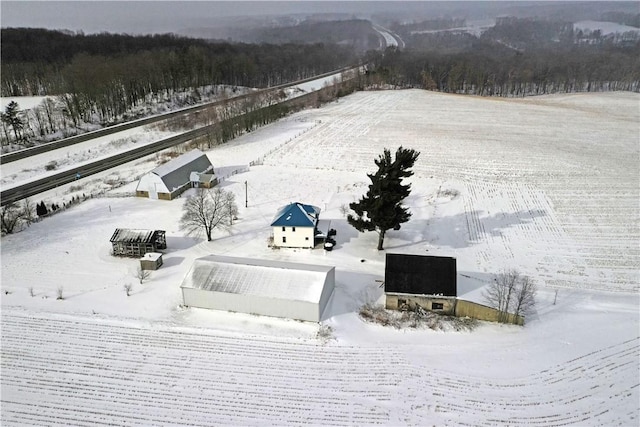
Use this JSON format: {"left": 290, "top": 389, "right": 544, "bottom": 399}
{"left": 1, "top": 90, "right": 639, "bottom": 425}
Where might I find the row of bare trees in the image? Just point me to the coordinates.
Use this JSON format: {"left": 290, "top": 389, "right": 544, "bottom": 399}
{"left": 1, "top": 28, "right": 360, "bottom": 147}
{"left": 366, "top": 43, "right": 639, "bottom": 96}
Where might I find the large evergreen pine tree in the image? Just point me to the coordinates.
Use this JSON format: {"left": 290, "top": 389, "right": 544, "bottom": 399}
{"left": 348, "top": 146, "right": 420, "bottom": 250}
{"left": 1, "top": 101, "right": 24, "bottom": 143}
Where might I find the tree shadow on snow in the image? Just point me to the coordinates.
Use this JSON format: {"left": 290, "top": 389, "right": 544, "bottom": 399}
{"left": 321, "top": 218, "right": 359, "bottom": 250}
{"left": 385, "top": 209, "right": 548, "bottom": 250}
{"left": 165, "top": 236, "right": 200, "bottom": 251}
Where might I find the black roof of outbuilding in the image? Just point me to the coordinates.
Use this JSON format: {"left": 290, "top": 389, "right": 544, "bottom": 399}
{"left": 384, "top": 253, "right": 457, "bottom": 297}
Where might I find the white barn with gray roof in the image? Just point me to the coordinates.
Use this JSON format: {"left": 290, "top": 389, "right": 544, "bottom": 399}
{"left": 136, "top": 149, "right": 213, "bottom": 200}
{"left": 180, "top": 255, "right": 335, "bottom": 322}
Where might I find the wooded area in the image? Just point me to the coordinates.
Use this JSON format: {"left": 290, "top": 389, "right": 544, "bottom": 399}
{"left": 369, "top": 16, "right": 640, "bottom": 95}
{"left": 1, "top": 28, "right": 358, "bottom": 125}
{"left": 2, "top": 16, "right": 638, "bottom": 149}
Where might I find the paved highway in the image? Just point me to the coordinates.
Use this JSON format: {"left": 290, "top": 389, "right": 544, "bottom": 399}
{"left": 0, "top": 67, "right": 360, "bottom": 207}
{"left": 0, "top": 66, "right": 354, "bottom": 165}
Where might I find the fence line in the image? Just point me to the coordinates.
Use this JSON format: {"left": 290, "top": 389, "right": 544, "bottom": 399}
{"left": 250, "top": 119, "right": 320, "bottom": 166}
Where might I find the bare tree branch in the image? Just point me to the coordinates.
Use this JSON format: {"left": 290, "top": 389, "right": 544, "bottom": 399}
{"left": 136, "top": 267, "right": 151, "bottom": 284}
{"left": 180, "top": 188, "right": 237, "bottom": 241}
{"left": 483, "top": 269, "right": 536, "bottom": 324}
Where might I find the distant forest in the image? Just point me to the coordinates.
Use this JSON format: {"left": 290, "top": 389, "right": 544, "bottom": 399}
{"left": 1, "top": 28, "right": 358, "bottom": 124}
{"left": 367, "top": 16, "right": 640, "bottom": 95}
{"left": 2, "top": 17, "right": 639, "bottom": 143}
{"left": 241, "top": 19, "right": 381, "bottom": 52}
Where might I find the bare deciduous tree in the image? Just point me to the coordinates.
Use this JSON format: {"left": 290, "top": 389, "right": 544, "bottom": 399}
{"left": 124, "top": 283, "right": 133, "bottom": 296}
{"left": 56, "top": 286, "right": 64, "bottom": 300}
{"left": 225, "top": 191, "right": 239, "bottom": 225}
{"left": 483, "top": 269, "right": 536, "bottom": 324}
{"left": 22, "top": 198, "right": 35, "bottom": 226}
{"left": 512, "top": 274, "right": 537, "bottom": 319}
{"left": 1, "top": 202, "right": 25, "bottom": 234}
{"left": 136, "top": 267, "right": 151, "bottom": 284}
{"left": 180, "top": 188, "right": 237, "bottom": 241}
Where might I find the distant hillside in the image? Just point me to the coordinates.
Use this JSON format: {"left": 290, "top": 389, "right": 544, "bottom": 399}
{"left": 238, "top": 19, "right": 381, "bottom": 52}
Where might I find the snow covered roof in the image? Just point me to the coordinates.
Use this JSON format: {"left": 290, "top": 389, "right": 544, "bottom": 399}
{"left": 190, "top": 171, "right": 216, "bottom": 184}
{"left": 140, "top": 252, "right": 163, "bottom": 261}
{"left": 180, "top": 255, "right": 334, "bottom": 303}
{"left": 152, "top": 149, "right": 213, "bottom": 192}
{"left": 271, "top": 202, "right": 320, "bottom": 227}
{"left": 110, "top": 229, "right": 165, "bottom": 243}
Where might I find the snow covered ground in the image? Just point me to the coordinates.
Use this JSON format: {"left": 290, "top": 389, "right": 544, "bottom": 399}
{"left": 574, "top": 20, "right": 640, "bottom": 36}
{"left": 1, "top": 90, "right": 638, "bottom": 425}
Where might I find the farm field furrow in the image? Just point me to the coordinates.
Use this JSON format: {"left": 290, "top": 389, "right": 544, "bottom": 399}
{"left": 2, "top": 311, "right": 638, "bottom": 426}
{"left": 2, "top": 90, "right": 638, "bottom": 425}
{"left": 264, "top": 91, "right": 639, "bottom": 292}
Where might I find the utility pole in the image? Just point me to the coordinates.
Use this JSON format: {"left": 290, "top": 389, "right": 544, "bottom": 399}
{"left": 245, "top": 181, "right": 248, "bottom": 208}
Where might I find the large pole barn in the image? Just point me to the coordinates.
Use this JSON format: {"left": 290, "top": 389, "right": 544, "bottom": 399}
{"left": 180, "top": 255, "right": 336, "bottom": 322}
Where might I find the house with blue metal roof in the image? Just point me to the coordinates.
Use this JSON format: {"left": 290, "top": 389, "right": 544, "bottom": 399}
{"left": 270, "top": 202, "right": 330, "bottom": 249}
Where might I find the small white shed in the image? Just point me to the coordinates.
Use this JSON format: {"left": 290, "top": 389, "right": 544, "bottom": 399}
{"left": 180, "top": 255, "right": 335, "bottom": 322}
{"left": 140, "top": 252, "right": 163, "bottom": 271}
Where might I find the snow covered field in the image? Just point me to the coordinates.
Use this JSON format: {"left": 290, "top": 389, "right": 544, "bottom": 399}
{"left": 1, "top": 90, "right": 638, "bottom": 425}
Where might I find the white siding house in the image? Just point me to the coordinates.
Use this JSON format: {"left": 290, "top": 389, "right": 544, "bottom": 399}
{"left": 180, "top": 255, "right": 335, "bottom": 322}
{"left": 136, "top": 149, "right": 213, "bottom": 200}
{"left": 270, "top": 202, "right": 330, "bottom": 249}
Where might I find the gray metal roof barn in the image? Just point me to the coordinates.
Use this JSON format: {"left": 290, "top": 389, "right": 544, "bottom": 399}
{"left": 180, "top": 255, "right": 335, "bottom": 322}
{"left": 135, "top": 149, "right": 213, "bottom": 200}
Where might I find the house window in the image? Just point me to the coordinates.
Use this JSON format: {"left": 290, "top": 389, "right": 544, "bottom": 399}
{"left": 292, "top": 227, "right": 296, "bottom": 232}
{"left": 432, "top": 302, "right": 444, "bottom": 310}
{"left": 282, "top": 237, "right": 286, "bottom": 243}
{"left": 282, "top": 226, "right": 285, "bottom": 232}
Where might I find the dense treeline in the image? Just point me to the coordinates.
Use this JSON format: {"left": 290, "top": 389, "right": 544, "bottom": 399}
{"left": 1, "top": 28, "right": 211, "bottom": 63}
{"left": 483, "top": 17, "right": 575, "bottom": 49}
{"left": 367, "top": 43, "right": 639, "bottom": 95}
{"left": 600, "top": 12, "right": 640, "bottom": 28}
{"left": 366, "top": 16, "right": 640, "bottom": 96}
{"left": 395, "top": 18, "right": 467, "bottom": 33}
{"left": 243, "top": 19, "right": 380, "bottom": 52}
{"left": 188, "top": 71, "right": 364, "bottom": 151}
{"left": 1, "top": 28, "right": 358, "bottom": 125}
